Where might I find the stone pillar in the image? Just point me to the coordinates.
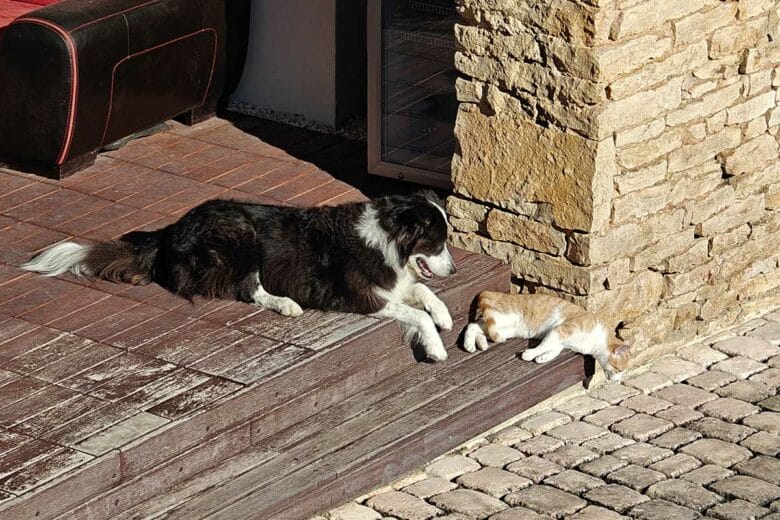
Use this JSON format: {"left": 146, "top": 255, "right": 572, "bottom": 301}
{"left": 449, "top": 0, "right": 780, "bottom": 361}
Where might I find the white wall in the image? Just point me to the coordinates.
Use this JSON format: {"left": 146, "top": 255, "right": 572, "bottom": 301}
{"left": 232, "top": 0, "right": 338, "bottom": 126}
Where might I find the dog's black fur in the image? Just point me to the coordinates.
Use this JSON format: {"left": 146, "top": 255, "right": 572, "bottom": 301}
{"left": 81, "top": 191, "right": 448, "bottom": 313}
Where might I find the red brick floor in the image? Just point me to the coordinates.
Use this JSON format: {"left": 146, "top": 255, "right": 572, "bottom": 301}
{"left": 0, "top": 114, "right": 403, "bottom": 508}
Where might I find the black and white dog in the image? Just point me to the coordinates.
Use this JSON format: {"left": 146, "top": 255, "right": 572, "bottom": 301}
{"left": 22, "top": 192, "right": 457, "bottom": 361}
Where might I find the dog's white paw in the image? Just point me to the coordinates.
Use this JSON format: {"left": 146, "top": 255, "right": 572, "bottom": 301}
{"left": 429, "top": 302, "right": 453, "bottom": 331}
{"left": 276, "top": 298, "right": 303, "bottom": 317}
{"left": 421, "top": 330, "right": 448, "bottom": 362}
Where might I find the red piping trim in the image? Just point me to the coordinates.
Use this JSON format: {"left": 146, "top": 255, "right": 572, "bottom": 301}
{"left": 13, "top": 17, "right": 78, "bottom": 165}
{"left": 71, "top": 0, "right": 162, "bottom": 32}
{"left": 100, "top": 28, "right": 218, "bottom": 147}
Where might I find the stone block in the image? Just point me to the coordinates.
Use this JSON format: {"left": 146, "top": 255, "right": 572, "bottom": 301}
{"left": 734, "top": 455, "right": 780, "bottom": 486}
{"left": 506, "top": 456, "right": 563, "bottom": 483}
{"left": 741, "top": 431, "right": 780, "bottom": 456}
{"left": 365, "top": 491, "right": 441, "bottom": 520}
{"left": 583, "top": 432, "right": 636, "bottom": 455}
{"left": 544, "top": 469, "right": 605, "bottom": 494}
{"left": 611, "top": 442, "right": 673, "bottom": 466}
{"left": 707, "top": 499, "right": 770, "bottom": 520}
{"left": 621, "top": 394, "right": 673, "bottom": 415}
{"left": 402, "top": 478, "right": 458, "bottom": 499}
{"left": 688, "top": 417, "right": 756, "bottom": 443}
{"left": 555, "top": 396, "right": 609, "bottom": 420}
{"left": 520, "top": 411, "right": 572, "bottom": 436}
{"left": 589, "top": 384, "right": 639, "bottom": 405}
{"left": 425, "top": 455, "right": 481, "bottom": 480}
{"left": 711, "top": 475, "right": 780, "bottom": 506}
{"left": 328, "top": 503, "right": 382, "bottom": 520}
{"left": 646, "top": 479, "right": 722, "bottom": 511}
{"left": 584, "top": 406, "right": 635, "bottom": 428}
{"left": 584, "top": 483, "right": 649, "bottom": 513}
{"left": 569, "top": 505, "right": 625, "bottom": 520}
{"left": 456, "top": 467, "right": 532, "bottom": 498}
{"left": 668, "top": 127, "right": 741, "bottom": 174}
{"left": 485, "top": 210, "right": 566, "bottom": 255}
{"left": 614, "top": 0, "right": 709, "bottom": 40}
{"left": 751, "top": 368, "right": 780, "bottom": 390}
{"left": 743, "top": 412, "right": 780, "bottom": 434}
{"left": 515, "top": 435, "right": 564, "bottom": 456}
{"left": 429, "top": 489, "right": 508, "bottom": 518}
{"left": 650, "top": 428, "right": 702, "bottom": 450}
{"left": 724, "top": 134, "right": 779, "bottom": 176}
{"left": 652, "top": 384, "right": 717, "bottom": 408}
{"left": 673, "top": 3, "right": 739, "bottom": 47}
{"left": 682, "top": 464, "right": 735, "bottom": 486}
{"left": 648, "top": 453, "right": 701, "bottom": 478}
{"left": 579, "top": 455, "right": 629, "bottom": 478}
{"left": 716, "top": 380, "right": 772, "bottom": 402}
{"left": 655, "top": 404, "right": 704, "bottom": 426}
{"left": 699, "top": 397, "right": 761, "bottom": 422}
{"left": 469, "top": 444, "right": 524, "bottom": 468}
{"left": 681, "top": 438, "right": 752, "bottom": 467}
{"left": 544, "top": 445, "right": 598, "bottom": 468}
{"left": 713, "top": 356, "right": 768, "bottom": 379}
{"left": 504, "top": 485, "right": 587, "bottom": 518}
{"left": 727, "top": 91, "right": 777, "bottom": 125}
{"left": 607, "top": 464, "right": 666, "bottom": 491}
{"left": 713, "top": 336, "right": 780, "bottom": 361}
{"left": 611, "top": 414, "right": 674, "bottom": 442}
{"left": 546, "top": 421, "right": 609, "bottom": 444}
{"left": 598, "top": 77, "right": 683, "bottom": 135}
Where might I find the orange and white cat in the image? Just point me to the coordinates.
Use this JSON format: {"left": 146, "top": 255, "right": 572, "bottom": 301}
{"left": 463, "top": 291, "right": 631, "bottom": 381}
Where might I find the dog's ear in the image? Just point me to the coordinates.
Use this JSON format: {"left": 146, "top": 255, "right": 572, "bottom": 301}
{"left": 419, "top": 189, "right": 443, "bottom": 206}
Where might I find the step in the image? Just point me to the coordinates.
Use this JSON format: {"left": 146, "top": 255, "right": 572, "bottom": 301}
{"left": 0, "top": 249, "right": 529, "bottom": 520}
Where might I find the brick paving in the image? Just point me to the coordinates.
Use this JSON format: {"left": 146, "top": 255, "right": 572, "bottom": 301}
{"left": 321, "top": 312, "right": 780, "bottom": 520}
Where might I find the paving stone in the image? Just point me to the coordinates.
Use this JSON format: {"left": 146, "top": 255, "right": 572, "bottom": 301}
{"left": 583, "top": 432, "right": 635, "bottom": 454}
{"left": 544, "top": 469, "right": 605, "bottom": 494}
{"left": 624, "top": 372, "right": 673, "bottom": 394}
{"left": 712, "top": 336, "right": 780, "bottom": 361}
{"left": 743, "top": 412, "right": 780, "bottom": 434}
{"left": 504, "top": 484, "right": 587, "bottom": 519}
{"left": 568, "top": 505, "right": 625, "bottom": 520}
{"left": 546, "top": 421, "right": 609, "bottom": 444}
{"left": 329, "top": 503, "right": 382, "bottom": 520}
{"left": 543, "top": 445, "right": 598, "bottom": 468}
{"left": 555, "top": 396, "right": 609, "bottom": 420}
{"left": 774, "top": 498, "right": 780, "bottom": 512}
{"left": 656, "top": 404, "right": 704, "bottom": 426}
{"left": 650, "top": 357, "right": 705, "bottom": 382}
{"left": 706, "top": 499, "right": 769, "bottom": 520}
{"left": 740, "top": 431, "right": 780, "bottom": 456}
{"left": 750, "top": 368, "right": 780, "bottom": 390}
{"left": 612, "top": 413, "right": 674, "bottom": 441}
{"left": 365, "top": 491, "right": 441, "bottom": 520}
{"left": 713, "top": 356, "right": 767, "bottom": 379}
{"left": 629, "top": 498, "right": 700, "bottom": 520}
{"left": 732, "top": 319, "right": 768, "bottom": 336}
{"left": 765, "top": 513, "right": 780, "bottom": 520}
{"left": 425, "top": 455, "right": 481, "bottom": 480}
{"left": 519, "top": 411, "right": 571, "bottom": 436}
{"left": 733, "top": 455, "right": 780, "bottom": 485}
{"left": 688, "top": 417, "right": 755, "bottom": 443}
{"left": 584, "top": 483, "right": 649, "bottom": 513}
{"left": 429, "top": 489, "right": 508, "bottom": 519}
{"left": 515, "top": 435, "right": 564, "bottom": 456}
{"left": 749, "top": 321, "right": 780, "bottom": 345}
{"left": 682, "top": 464, "right": 735, "bottom": 486}
{"left": 584, "top": 406, "right": 635, "bottom": 428}
{"left": 436, "top": 514, "right": 470, "bottom": 520}
{"left": 646, "top": 479, "right": 721, "bottom": 511}
{"left": 589, "top": 384, "right": 639, "bottom": 405}
{"left": 578, "top": 454, "right": 628, "bottom": 478}
{"left": 649, "top": 453, "right": 701, "bottom": 478}
{"left": 611, "top": 442, "right": 672, "bottom": 466}
{"left": 699, "top": 398, "right": 760, "bottom": 422}
{"left": 716, "top": 380, "right": 772, "bottom": 402}
{"left": 622, "top": 394, "right": 673, "bottom": 414}
{"left": 456, "top": 467, "right": 532, "bottom": 498}
{"left": 681, "top": 438, "right": 752, "bottom": 467}
{"left": 487, "top": 507, "right": 547, "bottom": 520}
{"left": 401, "top": 478, "right": 458, "bottom": 499}
{"left": 770, "top": 355, "right": 780, "bottom": 368}
{"left": 650, "top": 428, "right": 702, "bottom": 450}
{"left": 710, "top": 475, "right": 780, "bottom": 506}
{"left": 652, "top": 384, "right": 717, "bottom": 408}
{"left": 677, "top": 343, "right": 729, "bottom": 367}
{"left": 506, "top": 456, "right": 563, "bottom": 483}
{"left": 758, "top": 395, "right": 780, "bottom": 411}
{"left": 469, "top": 444, "right": 524, "bottom": 468}
{"left": 608, "top": 464, "right": 666, "bottom": 491}
{"left": 687, "top": 370, "right": 736, "bottom": 391}
{"left": 492, "top": 426, "right": 533, "bottom": 446}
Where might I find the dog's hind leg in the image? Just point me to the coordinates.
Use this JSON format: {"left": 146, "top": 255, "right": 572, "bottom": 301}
{"left": 247, "top": 273, "right": 303, "bottom": 317}
{"left": 373, "top": 301, "right": 447, "bottom": 362}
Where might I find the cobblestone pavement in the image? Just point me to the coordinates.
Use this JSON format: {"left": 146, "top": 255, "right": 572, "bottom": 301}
{"left": 317, "top": 309, "right": 780, "bottom": 520}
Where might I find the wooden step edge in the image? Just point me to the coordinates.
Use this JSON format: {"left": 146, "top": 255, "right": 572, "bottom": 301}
{"left": 193, "top": 348, "right": 587, "bottom": 519}
{"left": 271, "top": 355, "right": 587, "bottom": 519}
{"left": 2, "top": 258, "right": 510, "bottom": 520}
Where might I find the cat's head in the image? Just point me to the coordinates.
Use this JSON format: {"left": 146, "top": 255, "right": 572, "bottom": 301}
{"left": 604, "top": 343, "right": 631, "bottom": 382}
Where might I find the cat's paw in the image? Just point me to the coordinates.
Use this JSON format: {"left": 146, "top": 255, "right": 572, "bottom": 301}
{"left": 463, "top": 323, "right": 487, "bottom": 353}
{"left": 534, "top": 350, "right": 561, "bottom": 363}
{"left": 521, "top": 348, "right": 539, "bottom": 361}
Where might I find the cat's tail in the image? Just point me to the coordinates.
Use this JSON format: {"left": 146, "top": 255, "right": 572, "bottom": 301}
{"left": 463, "top": 322, "right": 489, "bottom": 353}
{"left": 22, "top": 230, "right": 160, "bottom": 285}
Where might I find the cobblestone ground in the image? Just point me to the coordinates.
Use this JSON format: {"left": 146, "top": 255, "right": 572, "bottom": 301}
{"left": 317, "top": 309, "right": 780, "bottom": 520}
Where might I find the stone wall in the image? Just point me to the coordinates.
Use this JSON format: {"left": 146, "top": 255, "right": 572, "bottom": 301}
{"left": 448, "top": 0, "right": 780, "bottom": 361}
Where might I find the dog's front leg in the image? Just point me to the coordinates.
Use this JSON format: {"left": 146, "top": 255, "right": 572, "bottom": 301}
{"left": 406, "top": 283, "right": 452, "bottom": 331}
{"left": 373, "top": 301, "right": 448, "bottom": 362}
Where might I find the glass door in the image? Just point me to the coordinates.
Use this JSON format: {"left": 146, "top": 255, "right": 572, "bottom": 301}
{"left": 368, "top": 0, "right": 458, "bottom": 188}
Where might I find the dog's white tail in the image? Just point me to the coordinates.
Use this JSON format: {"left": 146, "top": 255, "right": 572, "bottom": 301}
{"left": 21, "top": 241, "right": 90, "bottom": 277}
